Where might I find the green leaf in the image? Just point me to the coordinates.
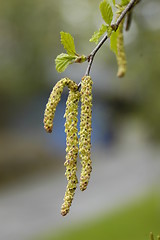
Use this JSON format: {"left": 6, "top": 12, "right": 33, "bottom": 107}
{"left": 99, "top": 0, "right": 113, "bottom": 25}
{"left": 121, "top": 0, "right": 130, "bottom": 6}
{"left": 90, "top": 24, "right": 108, "bottom": 44}
{"left": 110, "top": 31, "right": 118, "bottom": 55}
{"left": 112, "top": 0, "right": 115, "bottom": 5}
{"left": 55, "top": 53, "right": 76, "bottom": 73}
{"left": 60, "top": 32, "right": 76, "bottom": 56}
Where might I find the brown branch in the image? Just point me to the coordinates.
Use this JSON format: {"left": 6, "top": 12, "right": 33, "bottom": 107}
{"left": 78, "top": 0, "right": 139, "bottom": 88}
{"left": 112, "top": 0, "right": 138, "bottom": 30}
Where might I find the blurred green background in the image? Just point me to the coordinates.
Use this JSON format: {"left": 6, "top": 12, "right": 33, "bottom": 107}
{"left": 40, "top": 192, "right": 160, "bottom": 240}
{"left": 0, "top": 0, "right": 160, "bottom": 240}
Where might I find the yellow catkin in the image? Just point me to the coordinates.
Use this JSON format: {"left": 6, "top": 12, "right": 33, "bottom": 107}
{"left": 43, "top": 78, "right": 78, "bottom": 133}
{"left": 61, "top": 89, "right": 80, "bottom": 216}
{"left": 79, "top": 76, "right": 93, "bottom": 191}
{"left": 117, "top": 18, "right": 127, "bottom": 78}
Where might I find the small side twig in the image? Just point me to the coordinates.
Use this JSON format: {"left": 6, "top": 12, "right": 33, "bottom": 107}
{"left": 125, "top": 10, "right": 133, "bottom": 31}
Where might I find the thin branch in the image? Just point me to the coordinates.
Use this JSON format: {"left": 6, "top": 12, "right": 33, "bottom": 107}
{"left": 112, "top": 0, "right": 138, "bottom": 30}
{"left": 78, "top": 0, "right": 139, "bottom": 88}
{"left": 86, "top": 34, "right": 108, "bottom": 75}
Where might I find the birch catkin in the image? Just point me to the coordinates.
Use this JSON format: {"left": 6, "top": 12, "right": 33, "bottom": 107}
{"left": 117, "top": 19, "right": 126, "bottom": 78}
{"left": 61, "top": 89, "right": 80, "bottom": 216}
{"left": 79, "top": 76, "right": 93, "bottom": 191}
{"left": 44, "top": 78, "right": 78, "bottom": 133}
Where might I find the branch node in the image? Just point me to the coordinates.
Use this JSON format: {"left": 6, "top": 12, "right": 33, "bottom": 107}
{"left": 111, "top": 24, "right": 118, "bottom": 31}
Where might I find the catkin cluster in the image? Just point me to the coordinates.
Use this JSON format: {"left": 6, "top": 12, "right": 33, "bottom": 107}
{"left": 79, "top": 76, "right": 93, "bottom": 191}
{"left": 116, "top": 18, "right": 127, "bottom": 78}
{"left": 44, "top": 76, "right": 93, "bottom": 216}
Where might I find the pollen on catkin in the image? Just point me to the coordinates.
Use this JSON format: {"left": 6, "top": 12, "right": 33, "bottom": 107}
{"left": 79, "top": 76, "right": 92, "bottom": 191}
{"left": 117, "top": 19, "right": 127, "bottom": 78}
{"left": 61, "top": 89, "right": 80, "bottom": 216}
{"left": 43, "top": 78, "right": 78, "bottom": 133}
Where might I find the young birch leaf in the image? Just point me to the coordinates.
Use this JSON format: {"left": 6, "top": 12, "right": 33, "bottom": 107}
{"left": 110, "top": 31, "right": 118, "bottom": 55}
{"left": 60, "top": 32, "right": 76, "bottom": 56}
{"left": 99, "top": 0, "right": 113, "bottom": 25}
{"left": 55, "top": 53, "right": 76, "bottom": 73}
{"left": 121, "top": 0, "right": 130, "bottom": 6}
{"left": 90, "top": 24, "right": 108, "bottom": 44}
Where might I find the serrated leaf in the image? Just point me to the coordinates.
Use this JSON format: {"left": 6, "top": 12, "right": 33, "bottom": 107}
{"left": 121, "top": 0, "right": 129, "bottom": 6}
{"left": 90, "top": 24, "right": 108, "bottom": 44}
{"left": 99, "top": 0, "right": 113, "bottom": 25}
{"left": 110, "top": 31, "right": 118, "bottom": 55}
{"left": 55, "top": 53, "right": 76, "bottom": 73}
{"left": 60, "top": 32, "right": 76, "bottom": 56}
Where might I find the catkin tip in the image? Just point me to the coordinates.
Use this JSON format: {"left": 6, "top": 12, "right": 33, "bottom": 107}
{"left": 80, "top": 184, "right": 87, "bottom": 191}
{"left": 61, "top": 208, "right": 69, "bottom": 216}
{"left": 45, "top": 128, "right": 52, "bottom": 133}
{"left": 117, "top": 67, "right": 126, "bottom": 78}
{"left": 44, "top": 123, "right": 53, "bottom": 133}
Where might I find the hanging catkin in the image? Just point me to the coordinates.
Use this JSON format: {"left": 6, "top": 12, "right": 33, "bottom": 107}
{"left": 79, "top": 76, "right": 93, "bottom": 191}
{"left": 61, "top": 89, "right": 80, "bottom": 216}
{"left": 116, "top": 18, "right": 126, "bottom": 78}
{"left": 44, "top": 78, "right": 78, "bottom": 133}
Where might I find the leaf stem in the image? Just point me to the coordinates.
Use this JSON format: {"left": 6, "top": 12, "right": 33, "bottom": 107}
{"left": 78, "top": 0, "right": 139, "bottom": 88}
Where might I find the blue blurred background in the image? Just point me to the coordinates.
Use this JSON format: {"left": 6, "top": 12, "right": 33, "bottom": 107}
{"left": 0, "top": 0, "right": 160, "bottom": 240}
